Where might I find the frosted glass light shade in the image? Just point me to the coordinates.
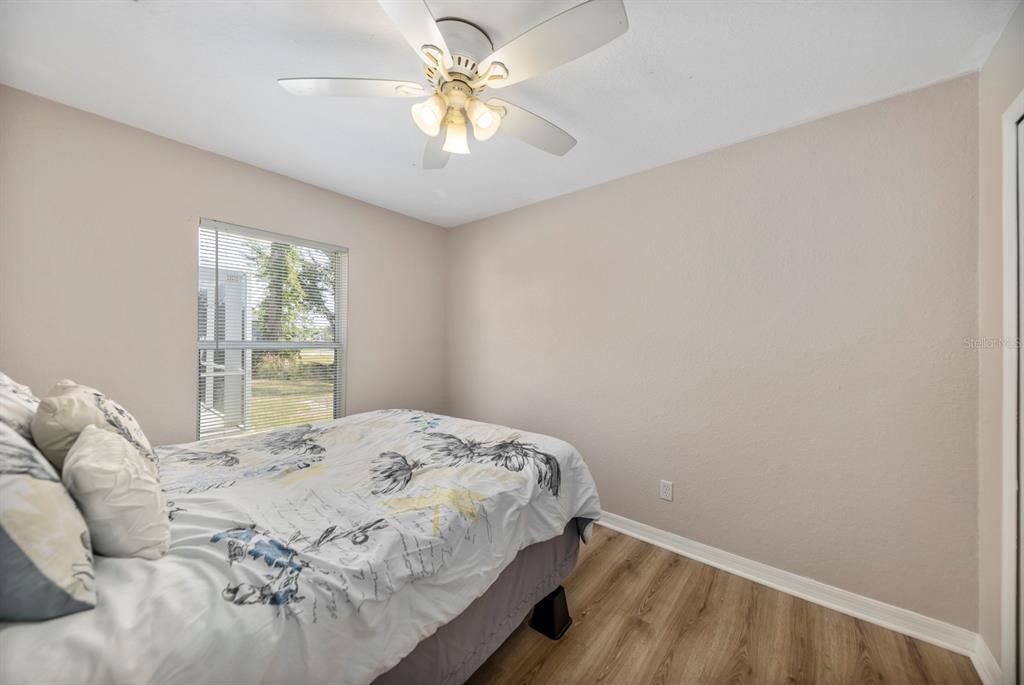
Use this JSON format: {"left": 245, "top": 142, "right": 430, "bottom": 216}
{"left": 411, "top": 94, "right": 446, "bottom": 137}
{"left": 442, "top": 120, "right": 470, "bottom": 154}
{"left": 466, "top": 98, "right": 501, "bottom": 141}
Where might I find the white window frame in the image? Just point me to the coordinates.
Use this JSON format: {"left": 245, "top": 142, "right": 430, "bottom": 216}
{"left": 196, "top": 217, "right": 348, "bottom": 439}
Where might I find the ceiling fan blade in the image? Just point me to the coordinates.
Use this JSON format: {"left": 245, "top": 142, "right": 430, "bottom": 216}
{"left": 488, "top": 99, "right": 577, "bottom": 156}
{"left": 423, "top": 132, "right": 450, "bottom": 170}
{"left": 278, "top": 78, "right": 426, "bottom": 98}
{"left": 479, "top": 0, "right": 627, "bottom": 88}
{"left": 377, "top": 0, "right": 451, "bottom": 68}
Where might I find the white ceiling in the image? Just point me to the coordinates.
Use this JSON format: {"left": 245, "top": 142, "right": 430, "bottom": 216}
{"left": 0, "top": 0, "right": 1017, "bottom": 227}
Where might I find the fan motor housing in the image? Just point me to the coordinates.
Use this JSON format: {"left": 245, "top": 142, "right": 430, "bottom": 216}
{"left": 425, "top": 18, "right": 494, "bottom": 86}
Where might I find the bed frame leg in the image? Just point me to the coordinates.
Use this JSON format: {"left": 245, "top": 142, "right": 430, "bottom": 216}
{"left": 529, "top": 585, "right": 573, "bottom": 640}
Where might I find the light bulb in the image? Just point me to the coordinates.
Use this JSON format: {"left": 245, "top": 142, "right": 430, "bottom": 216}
{"left": 442, "top": 120, "right": 470, "bottom": 154}
{"left": 411, "top": 94, "right": 446, "bottom": 137}
{"left": 466, "top": 97, "right": 501, "bottom": 142}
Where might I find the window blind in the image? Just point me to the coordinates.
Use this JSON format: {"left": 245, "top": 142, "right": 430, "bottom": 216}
{"left": 197, "top": 219, "right": 347, "bottom": 440}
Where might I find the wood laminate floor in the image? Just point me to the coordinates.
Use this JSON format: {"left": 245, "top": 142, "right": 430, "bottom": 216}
{"left": 468, "top": 525, "right": 980, "bottom": 685}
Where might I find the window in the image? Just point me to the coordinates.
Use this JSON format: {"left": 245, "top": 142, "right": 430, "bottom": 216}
{"left": 197, "top": 218, "right": 347, "bottom": 439}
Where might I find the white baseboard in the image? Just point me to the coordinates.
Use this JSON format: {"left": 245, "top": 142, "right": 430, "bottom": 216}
{"left": 971, "top": 635, "right": 1002, "bottom": 685}
{"left": 598, "top": 512, "right": 990, "bottom": 679}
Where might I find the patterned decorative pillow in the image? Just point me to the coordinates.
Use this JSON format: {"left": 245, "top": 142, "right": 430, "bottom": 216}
{"left": 31, "top": 380, "right": 154, "bottom": 471}
{"left": 0, "top": 422, "right": 96, "bottom": 620}
{"left": 62, "top": 425, "right": 170, "bottom": 560}
{"left": 0, "top": 371, "right": 39, "bottom": 442}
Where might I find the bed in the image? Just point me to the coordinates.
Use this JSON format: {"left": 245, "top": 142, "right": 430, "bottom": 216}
{"left": 0, "top": 409, "right": 601, "bottom": 685}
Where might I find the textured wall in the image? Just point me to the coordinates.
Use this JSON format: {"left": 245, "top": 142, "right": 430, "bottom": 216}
{"left": 977, "top": 0, "right": 1024, "bottom": 666}
{"left": 446, "top": 75, "right": 980, "bottom": 628}
{"left": 0, "top": 85, "right": 449, "bottom": 446}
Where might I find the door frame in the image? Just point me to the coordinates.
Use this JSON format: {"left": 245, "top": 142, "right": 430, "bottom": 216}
{"left": 1001, "top": 87, "right": 1024, "bottom": 685}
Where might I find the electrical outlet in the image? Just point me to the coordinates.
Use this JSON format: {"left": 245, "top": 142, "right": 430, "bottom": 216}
{"left": 659, "top": 480, "right": 673, "bottom": 502}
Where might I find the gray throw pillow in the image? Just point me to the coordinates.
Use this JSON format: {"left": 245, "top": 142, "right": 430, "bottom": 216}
{"left": 0, "top": 422, "right": 97, "bottom": 620}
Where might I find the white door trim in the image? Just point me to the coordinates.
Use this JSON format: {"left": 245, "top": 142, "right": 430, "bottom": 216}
{"left": 1001, "top": 86, "right": 1024, "bottom": 685}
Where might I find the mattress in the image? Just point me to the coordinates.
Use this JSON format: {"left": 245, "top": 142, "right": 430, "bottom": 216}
{"left": 375, "top": 519, "right": 583, "bottom": 685}
{"left": 0, "top": 410, "right": 601, "bottom": 685}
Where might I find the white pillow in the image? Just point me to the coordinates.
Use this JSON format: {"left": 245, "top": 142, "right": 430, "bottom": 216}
{"left": 62, "top": 425, "right": 169, "bottom": 560}
{"left": 32, "top": 380, "right": 154, "bottom": 471}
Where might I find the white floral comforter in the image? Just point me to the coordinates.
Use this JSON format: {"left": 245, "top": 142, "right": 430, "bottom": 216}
{"left": 0, "top": 410, "right": 601, "bottom": 685}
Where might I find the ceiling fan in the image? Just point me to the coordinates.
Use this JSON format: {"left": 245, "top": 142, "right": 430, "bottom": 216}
{"left": 278, "top": 0, "right": 629, "bottom": 170}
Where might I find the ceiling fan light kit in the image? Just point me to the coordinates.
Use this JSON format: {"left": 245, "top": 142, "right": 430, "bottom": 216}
{"left": 442, "top": 119, "right": 470, "bottom": 155}
{"left": 466, "top": 97, "right": 500, "bottom": 141}
{"left": 279, "top": 0, "right": 628, "bottom": 169}
{"left": 411, "top": 93, "right": 446, "bottom": 136}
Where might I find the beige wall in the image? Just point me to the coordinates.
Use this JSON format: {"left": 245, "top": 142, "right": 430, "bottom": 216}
{"left": 0, "top": 85, "right": 448, "bottom": 446}
{"left": 0, "top": 63, "right": 998, "bottom": 635}
{"left": 447, "top": 75, "right": 980, "bottom": 628}
{"left": 977, "top": 0, "right": 1024, "bottom": 666}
